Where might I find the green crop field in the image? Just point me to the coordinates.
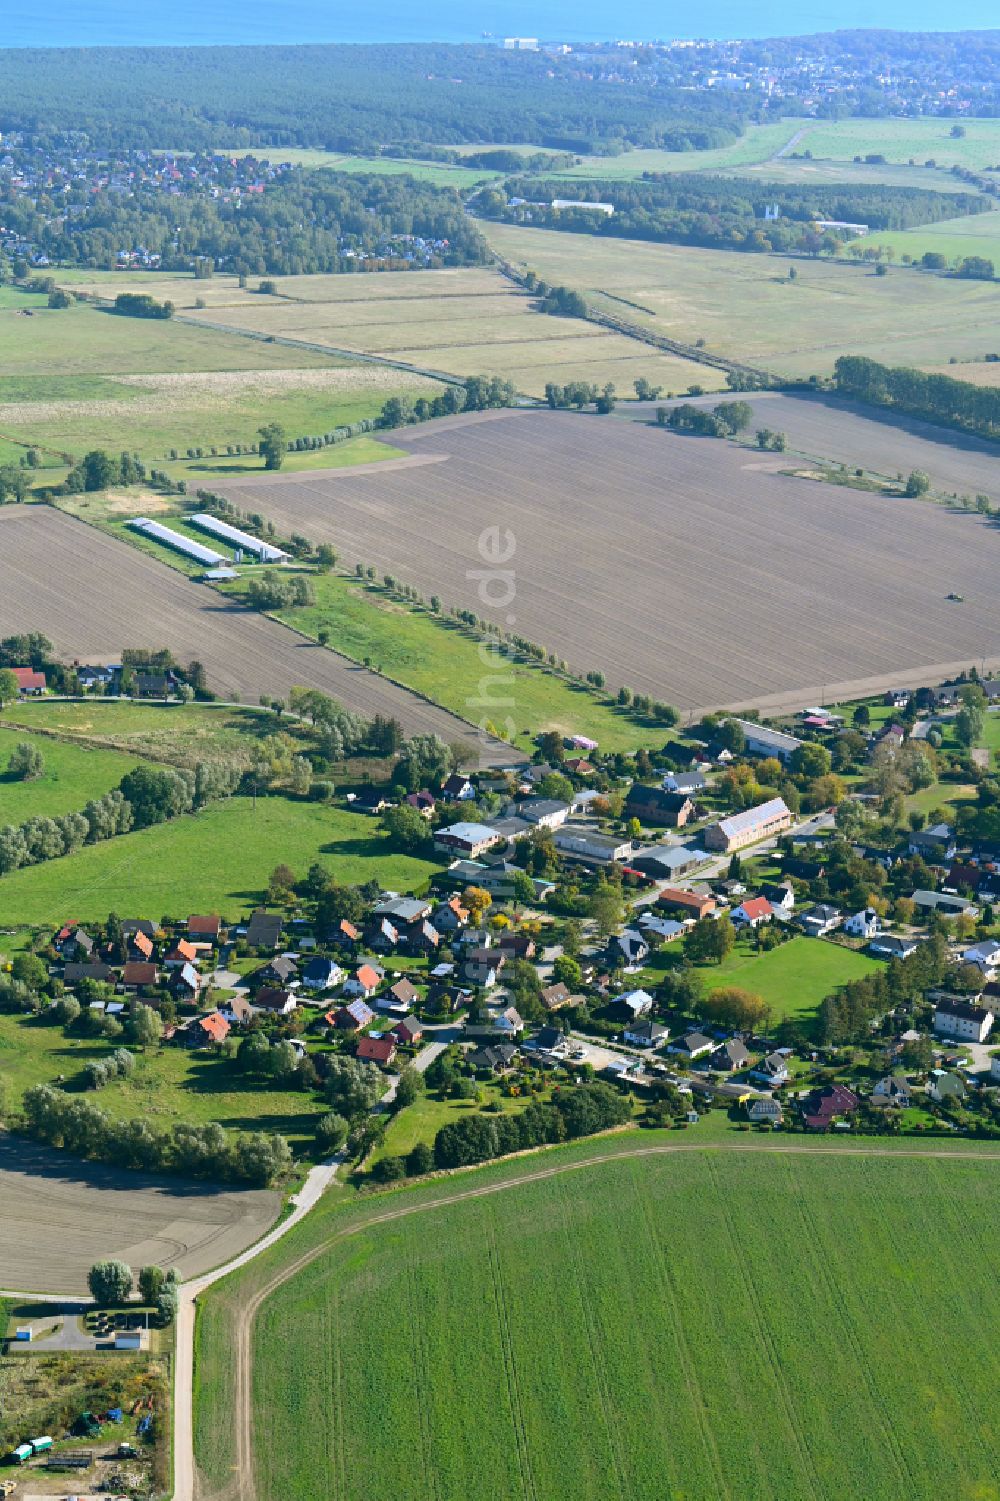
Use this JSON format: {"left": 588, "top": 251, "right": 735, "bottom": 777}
{"left": 483, "top": 221, "right": 1000, "bottom": 377}
{"left": 0, "top": 726, "right": 137, "bottom": 820}
{"left": 856, "top": 209, "right": 1000, "bottom": 272}
{"left": 787, "top": 116, "right": 1000, "bottom": 171}
{"left": 196, "top": 1143, "right": 1000, "bottom": 1501}
{"left": 693, "top": 935, "right": 882, "bottom": 1023}
{"left": 226, "top": 571, "right": 663, "bottom": 753}
{"left": 0, "top": 794, "right": 437, "bottom": 926}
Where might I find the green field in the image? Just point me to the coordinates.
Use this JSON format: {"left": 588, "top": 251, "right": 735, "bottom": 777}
{"left": 484, "top": 220, "right": 1000, "bottom": 376}
{"left": 225, "top": 571, "right": 662, "bottom": 753}
{"left": 0, "top": 726, "right": 137, "bottom": 819}
{"left": 0, "top": 1009, "right": 326, "bottom": 1150}
{"left": 0, "top": 795, "right": 437, "bottom": 926}
{"left": 554, "top": 120, "right": 801, "bottom": 179}
{"left": 694, "top": 934, "right": 881, "bottom": 1023}
{"left": 205, "top": 146, "right": 502, "bottom": 187}
{"left": 788, "top": 115, "right": 1000, "bottom": 171}
{"left": 197, "top": 1142, "right": 1000, "bottom": 1501}
{"left": 0, "top": 701, "right": 281, "bottom": 768}
{"left": 858, "top": 209, "right": 1000, "bottom": 271}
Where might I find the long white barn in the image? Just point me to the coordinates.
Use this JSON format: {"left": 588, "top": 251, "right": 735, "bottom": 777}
{"left": 128, "top": 518, "right": 226, "bottom": 566}
{"left": 190, "top": 514, "right": 289, "bottom": 562}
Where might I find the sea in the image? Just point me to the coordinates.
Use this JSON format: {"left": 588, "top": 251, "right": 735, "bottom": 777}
{"left": 3, "top": 0, "right": 999, "bottom": 48}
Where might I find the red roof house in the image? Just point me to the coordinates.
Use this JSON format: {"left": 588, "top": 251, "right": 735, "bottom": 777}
{"left": 12, "top": 667, "right": 45, "bottom": 694}
{"left": 357, "top": 1035, "right": 397, "bottom": 1066}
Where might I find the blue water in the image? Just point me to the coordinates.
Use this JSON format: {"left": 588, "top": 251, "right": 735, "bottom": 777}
{"left": 3, "top": 0, "right": 999, "bottom": 46}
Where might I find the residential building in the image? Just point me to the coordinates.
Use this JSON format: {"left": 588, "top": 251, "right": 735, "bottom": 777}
{"left": 798, "top": 904, "right": 842, "bottom": 938}
{"left": 516, "top": 797, "right": 570, "bottom": 830}
{"left": 434, "top": 821, "right": 504, "bottom": 859}
{"left": 711, "top": 1039, "right": 751, "bottom": 1072}
{"left": 961, "top": 941, "right": 1000, "bottom": 977}
{"left": 343, "top": 963, "right": 383, "bottom": 999}
{"left": 658, "top": 888, "right": 716, "bottom": 920}
{"left": 802, "top": 1083, "right": 858, "bottom": 1131}
{"left": 183, "top": 1012, "right": 230, "bottom": 1048}
{"left": 662, "top": 770, "right": 708, "bottom": 796}
{"left": 871, "top": 1075, "right": 912, "bottom": 1109}
{"left": 251, "top": 986, "right": 296, "bottom": 1016}
{"left": 440, "top": 772, "right": 475, "bottom": 801}
{"left": 301, "top": 957, "right": 344, "bottom": 992}
{"left": 748, "top": 1051, "right": 790, "bottom": 1086}
{"left": 624, "top": 785, "right": 694, "bottom": 827}
{"left": 187, "top": 915, "right": 221, "bottom": 944}
{"left": 624, "top": 1018, "right": 669, "bottom": 1048}
{"left": 357, "top": 1035, "right": 397, "bottom": 1066}
{"left": 613, "top": 928, "right": 650, "bottom": 968}
{"left": 391, "top": 1015, "right": 423, "bottom": 1046}
{"left": 933, "top": 998, "right": 994, "bottom": 1043}
{"left": 704, "top": 797, "right": 792, "bottom": 854}
{"left": 245, "top": 910, "right": 282, "bottom": 949}
{"left": 334, "top": 999, "right": 376, "bottom": 1030}
{"left": 731, "top": 896, "right": 773, "bottom": 929}
{"left": 540, "top": 982, "right": 571, "bottom": 1011}
{"left": 618, "top": 988, "right": 654, "bottom": 1018}
{"left": 870, "top": 934, "right": 920, "bottom": 959}
{"left": 760, "top": 882, "right": 795, "bottom": 913}
{"left": 927, "top": 1069, "right": 966, "bottom": 1104}
{"left": 908, "top": 824, "right": 957, "bottom": 862}
{"left": 670, "top": 1031, "right": 714, "bottom": 1060}
{"left": 843, "top": 908, "right": 879, "bottom": 940}
{"left": 11, "top": 666, "right": 45, "bottom": 694}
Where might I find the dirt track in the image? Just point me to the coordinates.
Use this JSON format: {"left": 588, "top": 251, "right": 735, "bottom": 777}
{"left": 203, "top": 1135, "right": 1000, "bottom": 1501}
{"left": 0, "top": 1133, "right": 279, "bottom": 1294}
{"left": 214, "top": 406, "right": 1000, "bottom": 712}
{"left": 0, "top": 508, "right": 522, "bottom": 767}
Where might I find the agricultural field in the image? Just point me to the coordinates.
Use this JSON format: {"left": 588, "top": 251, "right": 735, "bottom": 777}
{"left": 0, "top": 365, "right": 438, "bottom": 467}
{"left": 222, "top": 570, "right": 664, "bottom": 753}
{"left": 0, "top": 793, "right": 439, "bottom": 925}
{"left": 785, "top": 115, "right": 1000, "bottom": 171}
{"left": 183, "top": 264, "right": 722, "bottom": 397}
{"left": 214, "top": 407, "right": 1000, "bottom": 712}
{"left": 0, "top": 508, "right": 520, "bottom": 761}
{"left": 0, "top": 726, "right": 137, "bottom": 820}
{"left": 690, "top": 935, "right": 882, "bottom": 1025}
{"left": 859, "top": 208, "right": 1000, "bottom": 272}
{"left": 0, "top": 1132, "right": 277, "bottom": 1293}
{"left": 196, "top": 1145, "right": 1000, "bottom": 1501}
{"left": 483, "top": 221, "right": 1000, "bottom": 378}
{"left": 621, "top": 390, "right": 1000, "bottom": 499}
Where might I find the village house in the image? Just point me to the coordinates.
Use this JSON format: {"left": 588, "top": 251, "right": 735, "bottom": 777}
{"left": 748, "top": 1051, "right": 791, "bottom": 1086}
{"left": 908, "top": 824, "right": 957, "bottom": 862}
{"left": 662, "top": 769, "right": 709, "bottom": 796}
{"left": 798, "top": 904, "right": 842, "bottom": 939}
{"left": 669, "top": 1031, "right": 714, "bottom": 1060}
{"left": 440, "top": 772, "right": 475, "bottom": 801}
{"left": 540, "top": 982, "right": 571, "bottom": 1011}
{"left": 704, "top": 797, "right": 792, "bottom": 854}
{"left": 802, "top": 1083, "right": 858, "bottom": 1131}
{"left": 624, "top": 785, "right": 695, "bottom": 827}
{"left": 11, "top": 666, "right": 46, "bottom": 694}
{"left": 927, "top": 1069, "right": 966, "bottom": 1105}
{"left": 357, "top": 1035, "right": 397, "bottom": 1066}
{"left": 468, "top": 1043, "right": 519, "bottom": 1073}
{"left": 187, "top": 915, "right": 222, "bottom": 945}
{"left": 553, "top": 827, "right": 633, "bottom": 865}
{"left": 623, "top": 1018, "right": 669, "bottom": 1048}
{"left": 121, "top": 961, "right": 158, "bottom": 994}
{"left": 617, "top": 988, "right": 655, "bottom": 1018}
{"left": 658, "top": 888, "right": 716, "bottom": 920}
{"left": 710, "top": 1038, "right": 751, "bottom": 1072}
{"left": 405, "top": 790, "right": 437, "bottom": 818}
{"left": 334, "top": 998, "right": 376, "bottom": 1030}
{"left": 869, "top": 933, "right": 920, "bottom": 960}
{"left": 871, "top": 1075, "right": 912, "bottom": 1109}
{"left": 164, "top": 938, "right": 198, "bottom": 969}
{"left": 516, "top": 797, "right": 571, "bottom": 830}
{"left": 960, "top": 941, "right": 1000, "bottom": 978}
{"left": 391, "top": 1015, "right": 423, "bottom": 1046}
{"left": 218, "top": 995, "right": 253, "bottom": 1027}
{"left": 64, "top": 960, "right": 114, "bottom": 985}
{"left": 245, "top": 910, "right": 283, "bottom": 949}
{"left": 613, "top": 928, "right": 650, "bottom": 969}
{"left": 182, "top": 1012, "right": 230, "bottom": 1048}
{"left": 843, "top": 908, "right": 880, "bottom": 940}
{"left": 169, "top": 962, "right": 201, "bottom": 1003}
{"left": 731, "top": 896, "right": 774, "bottom": 929}
{"left": 760, "top": 881, "right": 795, "bottom": 913}
{"left": 387, "top": 977, "right": 420, "bottom": 1011}
{"left": 301, "top": 956, "right": 344, "bottom": 992}
{"left": 251, "top": 986, "right": 297, "bottom": 1017}
{"left": 747, "top": 1096, "right": 783, "bottom": 1125}
{"left": 434, "top": 821, "right": 504, "bottom": 859}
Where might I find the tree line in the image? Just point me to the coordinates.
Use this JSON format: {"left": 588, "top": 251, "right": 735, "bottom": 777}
{"left": 19, "top": 1082, "right": 291, "bottom": 1185}
{"left": 835, "top": 354, "right": 1000, "bottom": 439}
{"left": 476, "top": 175, "right": 987, "bottom": 256}
{"left": 432, "top": 1081, "right": 632, "bottom": 1170}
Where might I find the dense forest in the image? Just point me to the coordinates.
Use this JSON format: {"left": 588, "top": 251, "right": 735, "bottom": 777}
{"left": 835, "top": 355, "right": 1000, "bottom": 439}
{"left": 0, "top": 44, "right": 750, "bottom": 155}
{"left": 477, "top": 176, "right": 991, "bottom": 255}
{"left": 2, "top": 170, "right": 486, "bottom": 275}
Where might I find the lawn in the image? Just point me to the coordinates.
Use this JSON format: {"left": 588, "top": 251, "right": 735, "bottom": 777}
{"left": 229, "top": 571, "right": 665, "bottom": 753}
{"left": 0, "top": 795, "right": 438, "bottom": 926}
{"left": 0, "top": 726, "right": 137, "bottom": 819}
{"left": 483, "top": 220, "right": 1000, "bottom": 377}
{"left": 200, "top": 1145, "right": 1000, "bottom": 1501}
{"left": 0, "top": 1010, "right": 327, "bottom": 1151}
{"left": 694, "top": 935, "right": 882, "bottom": 1023}
{"left": 371, "top": 1086, "right": 530, "bottom": 1164}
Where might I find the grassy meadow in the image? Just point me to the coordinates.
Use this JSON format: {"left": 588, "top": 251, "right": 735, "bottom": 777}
{"left": 184, "top": 265, "right": 721, "bottom": 397}
{"left": 0, "top": 726, "right": 137, "bottom": 820}
{"left": 858, "top": 209, "right": 1000, "bottom": 272}
{"left": 0, "top": 700, "right": 280, "bottom": 767}
{"left": 694, "top": 934, "right": 881, "bottom": 1024}
{"left": 787, "top": 115, "right": 1000, "bottom": 171}
{"left": 197, "top": 1144, "right": 1000, "bottom": 1501}
{"left": 226, "top": 571, "right": 663, "bottom": 754}
{"left": 0, "top": 795, "right": 437, "bottom": 927}
{"left": 483, "top": 220, "right": 1000, "bottom": 377}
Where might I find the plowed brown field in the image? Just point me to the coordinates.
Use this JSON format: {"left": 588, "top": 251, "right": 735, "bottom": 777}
{"left": 215, "top": 407, "right": 1000, "bottom": 712}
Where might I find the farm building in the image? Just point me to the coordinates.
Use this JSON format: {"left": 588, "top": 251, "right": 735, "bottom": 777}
{"left": 11, "top": 665, "right": 45, "bottom": 693}
{"left": 128, "top": 517, "right": 227, "bottom": 565}
{"left": 434, "top": 822, "right": 505, "bottom": 858}
{"left": 553, "top": 827, "right": 632, "bottom": 865}
{"left": 730, "top": 720, "right": 803, "bottom": 763}
{"left": 704, "top": 797, "right": 792, "bottom": 854}
{"left": 190, "top": 513, "right": 290, "bottom": 562}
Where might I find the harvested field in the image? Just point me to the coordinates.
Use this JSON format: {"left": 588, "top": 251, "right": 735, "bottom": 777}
{"left": 625, "top": 391, "right": 1000, "bottom": 499}
{"left": 0, "top": 508, "right": 521, "bottom": 765}
{"left": 184, "top": 266, "right": 720, "bottom": 396}
{"left": 0, "top": 1134, "right": 278, "bottom": 1295}
{"left": 484, "top": 222, "right": 1000, "bottom": 378}
{"left": 215, "top": 407, "right": 1000, "bottom": 713}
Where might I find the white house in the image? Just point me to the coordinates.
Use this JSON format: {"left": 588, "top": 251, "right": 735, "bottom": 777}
{"left": 927, "top": 1069, "right": 966, "bottom": 1104}
{"left": 731, "top": 897, "right": 774, "bottom": 929}
{"left": 933, "top": 999, "right": 994, "bottom": 1043}
{"left": 748, "top": 1051, "right": 790, "bottom": 1086}
{"left": 623, "top": 1018, "right": 669, "bottom": 1048}
{"left": 798, "top": 904, "right": 842, "bottom": 939}
{"left": 961, "top": 941, "right": 1000, "bottom": 977}
{"left": 618, "top": 988, "right": 654, "bottom": 1018}
{"left": 669, "top": 1031, "right": 714, "bottom": 1060}
{"left": 844, "top": 908, "right": 880, "bottom": 940}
